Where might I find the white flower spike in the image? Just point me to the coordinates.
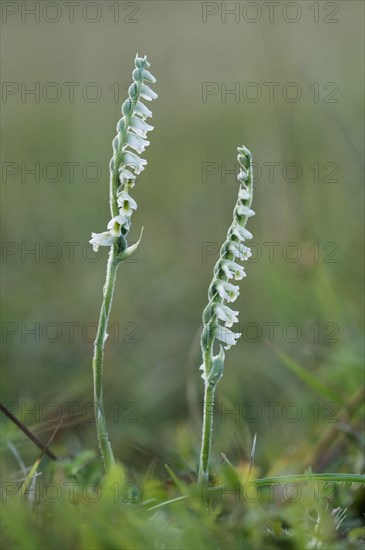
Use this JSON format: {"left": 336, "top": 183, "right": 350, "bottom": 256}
{"left": 198, "top": 144, "right": 255, "bottom": 483}
{"left": 90, "top": 54, "right": 157, "bottom": 255}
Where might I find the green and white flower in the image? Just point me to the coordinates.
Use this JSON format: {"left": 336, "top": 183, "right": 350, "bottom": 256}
{"left": 129, "top": 116, "right": 153, "bottom": 138}
{"left": 133, "top": 100, "right": 152, "bottom": 118}
{"left": 229, "top": 225, "right": 253, "bottom": 240}
{"left": 216, "top": 259, "right": 246, "bottom": 280}
{"left": 215, "top": 304, "right": 239, "bottom": 328}
{"left": 214, "top": 280, "right": 240, "bottom": 302}
{"left": 216, "top": 325, "right": 242, "bottom": 350}
{"left": 198, "top": 144, "right": 255, "bottom": 483}
{"left": 90, "top": 231, "right": 118, "bottom": 252}
{"left": 236, "top": 204, "right": 255, "bottom": 218}
{"left": 107, "top": 215, "right": 129, "bottom": 236}
{"left": 90, "top": 54, "right": 157, "bottom": 255}
{"left": 126, "top": 132, "right": 150, "bottom": 154}
{"left": 118, "top": 168, "right": 136, "bottom": 186}
{"left": 122, "top": 151, "right": 147, "bottom": 174}
{"left": 227, "top": 241, "right": 252, "bottom": 261}
{"left": 117, "top": 191, "right": 137, "bottom": 216}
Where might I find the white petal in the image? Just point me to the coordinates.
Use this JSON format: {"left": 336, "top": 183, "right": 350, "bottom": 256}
{"left": 117, "top": 191, "right": 137, "bottom": 215}
{"left": 134, "top": 101, "right": 152, "bottom": 119}
{"left": 119, "top": 168, "right": 136, "bottom": 185}
{"left": 220, "top": 262, "right": 234, "bottom": 279}
{"left": 230, "top": 262, "right": 246, "bottom": 280}
{"left": 107, "top": 218, "right": 122, "bottom": 236}
{"left": 89, "top": 231, "right": 117, "bottom": 252}
{"left": 237, "top": 170, "right": 249, "bottom": 183}
{"left": 238, "top": 187, "right": 251, "bottom": 200}
{"left": 139, "top": 83, "right": 158, "bottom": 101}
{"left": 130, "top": 116, "right": 154, "bottom": 138}
{"left": 215, "top": 305, "right": 239, "bottom": 328}
{"left": 123, "top": 151, "right": 147, "bottom": 174}
{"left": 231, "top": 225, "right": 253, "bottom": 240}
{"left": 126, "top": 131, "right": 150, "bottom": 154}
{"left": 228, "top": 242, "right": 252, "bottom": 261}
{"left": 142, "top": 69, "right": 156, "bottom": 83}
{"left": 117, "top": 191, "right": 137, "bottom": 208}
{"left": 216, "top": 325, "right": 241, "bottom": 350}
{"left": 220, "top": 260, "right": 246, "bottom": 280}
{"left": 237, "top": 205, "right": 255, "bottom": 218}
{"left": 216, "top": 281, "right": 240, "bottom": 302}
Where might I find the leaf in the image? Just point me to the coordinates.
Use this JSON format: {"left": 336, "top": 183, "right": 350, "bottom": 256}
{"left": 207, "top": 346, "right": 225, "bottom": 387}
{"left": 118, "top": 226, "right": 144, "bottom": 263}
{"left": 272, "top": 345, "right": 343, "bottom": 405}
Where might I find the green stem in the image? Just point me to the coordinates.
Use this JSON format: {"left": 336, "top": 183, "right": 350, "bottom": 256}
{"left": 92, "top": 243, "right": 120, "bottom": 472}
{"left": 198, "top": 382, "right": 216, "bottom": 483}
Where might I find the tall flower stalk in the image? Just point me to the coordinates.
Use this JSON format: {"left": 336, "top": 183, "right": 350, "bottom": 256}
{"left": 90, "top": 55, "right": 157, "bottom": 471}
{"left": 198, "top": 145, "right": 254, "bottom": 483}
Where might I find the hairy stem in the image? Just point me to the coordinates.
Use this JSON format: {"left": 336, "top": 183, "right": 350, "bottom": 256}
{"left": 198, "top": 383, "right": 215, "bottom": 483}
{"left": 92, "top": 244, "right": 119, "bottom": 471}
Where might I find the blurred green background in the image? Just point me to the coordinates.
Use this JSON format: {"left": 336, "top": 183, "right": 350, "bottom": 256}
{"left": 1, "top": 1, "right": 364, "bottom": 477}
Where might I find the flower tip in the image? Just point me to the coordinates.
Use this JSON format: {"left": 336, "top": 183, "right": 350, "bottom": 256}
{"left": 135, "top": 54, "right": 150, "bottom": 69}
{"left": 237, "top": 145, "right": 251, "bottom": 158}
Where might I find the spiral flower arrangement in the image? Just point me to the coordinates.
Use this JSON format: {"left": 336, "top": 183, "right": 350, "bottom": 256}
{"left": 90, "top": 54, "right": 157, "bottom": 254}
{"left": 198, "top": 145, "right": 254, "bottom": 482}
{"left": 90, "top": 55, "right": 157, "bottom": 471}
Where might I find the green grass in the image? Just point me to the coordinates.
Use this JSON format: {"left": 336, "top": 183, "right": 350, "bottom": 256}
{"left": 1, "top": 451, "right": 364, "bottom": 549}
{"left": 1, "top": 381, "right": 364, "bottom": 550}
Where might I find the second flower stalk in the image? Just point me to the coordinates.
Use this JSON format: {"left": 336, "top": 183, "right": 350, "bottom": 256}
{"left": 198, "top": 145, "right": 255, "bottom": 483}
